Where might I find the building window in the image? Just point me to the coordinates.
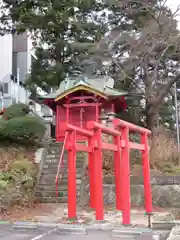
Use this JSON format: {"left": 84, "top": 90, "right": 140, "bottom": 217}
{"left": 3, "top": 83, "right": 9, "bottom": 94}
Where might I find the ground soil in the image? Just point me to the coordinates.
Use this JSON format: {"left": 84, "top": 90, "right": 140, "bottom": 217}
{"left": 0, "top": 203, "right": 177, "bottom": 224}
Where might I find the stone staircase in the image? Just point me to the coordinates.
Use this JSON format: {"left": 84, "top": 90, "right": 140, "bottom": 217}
{"left": 35, "top": 143, "right": 86, "bottom": 203}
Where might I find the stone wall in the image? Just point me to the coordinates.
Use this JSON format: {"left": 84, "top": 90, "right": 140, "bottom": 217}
{"left": 81, "top": 176, "right": 180, "bottom": 208}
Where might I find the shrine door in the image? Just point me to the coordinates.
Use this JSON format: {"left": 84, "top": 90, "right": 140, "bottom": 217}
{"left": 69, "top": 106, "right": 97, "bottom": 140}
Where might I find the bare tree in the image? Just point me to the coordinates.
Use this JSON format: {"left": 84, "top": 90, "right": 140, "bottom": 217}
{"left": 96, "top": 0, "right": 180, "bottom": 131}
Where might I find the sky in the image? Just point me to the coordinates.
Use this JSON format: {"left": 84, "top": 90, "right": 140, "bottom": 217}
{"left": 167, "top": 0, "right": 180, "bottom": 27}
{"left": 167, "top": 0, "right": 180, "bottom": 10}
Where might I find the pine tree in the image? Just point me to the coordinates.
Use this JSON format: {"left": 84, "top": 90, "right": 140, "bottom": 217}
{"left": 1, "top": 0, "right": 158, "bottom": 93}
{"left": 1, "top": 0, "right": 109, "bottom": 92}
{"left": 1, "top": 0, "right": 178, "bottom": 131}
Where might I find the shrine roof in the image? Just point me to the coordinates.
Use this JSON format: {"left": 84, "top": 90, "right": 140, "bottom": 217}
{"left": 38, "top": 76, "right": 128, "bottom": 101}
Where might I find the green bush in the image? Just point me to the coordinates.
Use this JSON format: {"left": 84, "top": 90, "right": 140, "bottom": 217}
{"left": 0, "top": 119, "right": 7, "bottom": 139}
{"left": 3, "top": 116, "right": 46, "bottom": 143}
{"left": 0, "top": 172, "right": 12, "bottom": 181}
{"left": 3, "top": 103, "right": 30, "bottom": 120}
{"left": 10, "top": 157, "right": 37, "bottom": 188}
{"left": 0, "top": 179, "right": 8, "bottom": 190}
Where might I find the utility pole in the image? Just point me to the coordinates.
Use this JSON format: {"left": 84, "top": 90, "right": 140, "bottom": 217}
{"left": 174, "top": 82, "right": 180, "bottom": 151}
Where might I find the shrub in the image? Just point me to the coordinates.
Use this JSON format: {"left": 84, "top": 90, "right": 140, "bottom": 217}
{"left": 3, "top": 116, "right": 46, "bottom": 143}
{"left": 0, "top": 119, "right": 7, "bottom": 139}
{"left": 0, "top": 179, "right": 8, "bottom": 190}
{"left": 3, "top": 103, "right": 30, "bottom": 120}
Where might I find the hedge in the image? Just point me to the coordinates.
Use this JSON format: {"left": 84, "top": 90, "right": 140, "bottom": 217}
{"left": 1, "top": 116, "right": 46, "bottom": 143}
{"left": 3, "top": 103, "right": 30, "bottom": 120}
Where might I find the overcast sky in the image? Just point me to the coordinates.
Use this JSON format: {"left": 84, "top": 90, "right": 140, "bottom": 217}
{"left": 167, "top": 0, "right": 180, "bottom": 10}
{"left": 167, "top": 0, "right": 180, "bottom": 27}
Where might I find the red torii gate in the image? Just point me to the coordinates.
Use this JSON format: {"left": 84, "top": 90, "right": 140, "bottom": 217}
{"left": 55, "top": 118, "right": 152, "bottom": 225}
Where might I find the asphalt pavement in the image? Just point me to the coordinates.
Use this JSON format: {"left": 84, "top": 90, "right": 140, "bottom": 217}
{"left": 0, "top": 229, "right": 115, "bottom": 240}
{"left": 0, "top": 222, "right": 164, "bottom": 240}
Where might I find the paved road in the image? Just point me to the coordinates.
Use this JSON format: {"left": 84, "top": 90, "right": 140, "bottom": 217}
{"left": 0, "top": 229, "right": 115, "bottom": 240}
{"left": 0, "top": 225, "right": 166, "bottom": 240}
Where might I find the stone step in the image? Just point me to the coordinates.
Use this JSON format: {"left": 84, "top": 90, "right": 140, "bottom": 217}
{"left": 112, "top": 237, "right": 135, "bottom": 239}
{"left": 43, "top": 162, "right": 84, "bottom": 169}
{"left": 35, "top": 144, "right": 85, "bottom": 204}
{"left": 36, "top": 185, "right": 81, "bottom": 191}
{"left": 45, "top": 152, "right": 85, "bottom": 158}
{"left": 37, "top": 178, "right": 82, "bottom": 185}
{"left": 37, "top": 180, "right": 81, "bottom": 186}
{"left": 42, "top": 165, "right": 83, "bottom": 170}
{"left": 40, "top": 172, "right": 82, "bottom": 179}
{"left": 45, "top": 156, "right": 85, "bottom": 160}
{"left": 44, "top": 157, "right": 85, "bottom": 162}
{"left": 40, "top": 170, "right": 83, "bottom": 177}
{"left": 36, "top": 196, "right": 80, "bottom": 203}
{"left": 42, "top": 166, "right": 83, "bottom": 172}
{"left": 36, "top": 190, "right": 80, "bottom": 197}
{"left": 44, "top": 159, "right": 85, "bottom": 165}
{"left": 35, "top": 196, "right": 69, "bottom": 203}
{"left": 46, "top": 151, "right": 63, "bottom": 155}
{"left": 37, "top": 179, "right": 81, "bottom": 185}
{"left": 45, "top": 153, "right": 67, "bottom": 157}
{"left": 41, "top": 168, "right": 82, "bottom": 175}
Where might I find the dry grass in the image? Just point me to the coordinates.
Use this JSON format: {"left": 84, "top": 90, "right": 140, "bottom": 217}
{"left": 0, "top": 146, "right": 35, "bottom": 172}
{"left": 101, "top": 126, "right": 180, "bottom": 175}
{"left": 149, "top": 127, "right": 180, "bottom": 174}
{"left": 0, "top": 146, "right": 38, "bottom": 212}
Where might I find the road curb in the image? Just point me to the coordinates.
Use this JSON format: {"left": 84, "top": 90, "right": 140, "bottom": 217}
{"left": 166, "top": 225, "right": 180, "bottom": 240}
{"left": 4, "top": 221, "right": 118, "bottom": 231}
{"left": 0, "top": 220, "right": 173, "bottom": 238}
{"left": 152, "top": 221, "right": 180, "bottom": 230}
{"left": 12, "top": 222, "right": 38, "bottom": 230}
{"left": 57, "top": 227, "right": 87, "bottom": 235}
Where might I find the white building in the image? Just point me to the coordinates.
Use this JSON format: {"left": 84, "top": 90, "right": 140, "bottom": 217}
{"left": 0, "top": 31, "right": 32, "bottom": 107}
{"left": 0, "top": 30, "right": 52, "bottom": 117}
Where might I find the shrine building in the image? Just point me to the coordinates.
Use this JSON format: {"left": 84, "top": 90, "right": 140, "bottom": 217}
{"left": 35, "top": 75, "right": 128, "bottom": 141}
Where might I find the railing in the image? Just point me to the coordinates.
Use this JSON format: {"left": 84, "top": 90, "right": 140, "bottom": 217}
{"left": 55, "top": 131, "right": 68, "bottom": 198}
{"left": 56, "top": 119, "right": 152, "bottom": 225}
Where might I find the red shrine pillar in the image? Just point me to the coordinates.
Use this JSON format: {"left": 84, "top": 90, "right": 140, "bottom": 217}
{"left": 121, "top": 126, "right": 131, "bottom": 225}
{"left": 141, "top": 132, "right": 153, "bottom": 214}
{"left": 68, "top": 130, "right": 77, "bottom": 219}
{"left": 88, "top": 136, "right": 95, "bottom": 208}
{"left": 114, "top": 132, "right": 123, "bottom": 211}
{"left": 91, "top": 128, "right": 104, "bottom": 220}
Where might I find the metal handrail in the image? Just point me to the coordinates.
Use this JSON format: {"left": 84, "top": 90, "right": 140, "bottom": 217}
{"left": 55, "top": 131, "right": 68, "bottom": 197}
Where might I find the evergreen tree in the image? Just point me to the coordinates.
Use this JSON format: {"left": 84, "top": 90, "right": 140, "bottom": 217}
{"left": 1, "top": 0, "right": 109, "bottom": 92}
{"left": 0, "top": 0, "right": 158, "bottom": 93}
{"left": 1, "top": 0, "right": 179, "bottom": 131}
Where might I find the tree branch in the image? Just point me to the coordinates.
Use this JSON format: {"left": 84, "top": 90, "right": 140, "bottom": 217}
{"left": 155, "top": 73, "right": 180, "bottom": 105}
